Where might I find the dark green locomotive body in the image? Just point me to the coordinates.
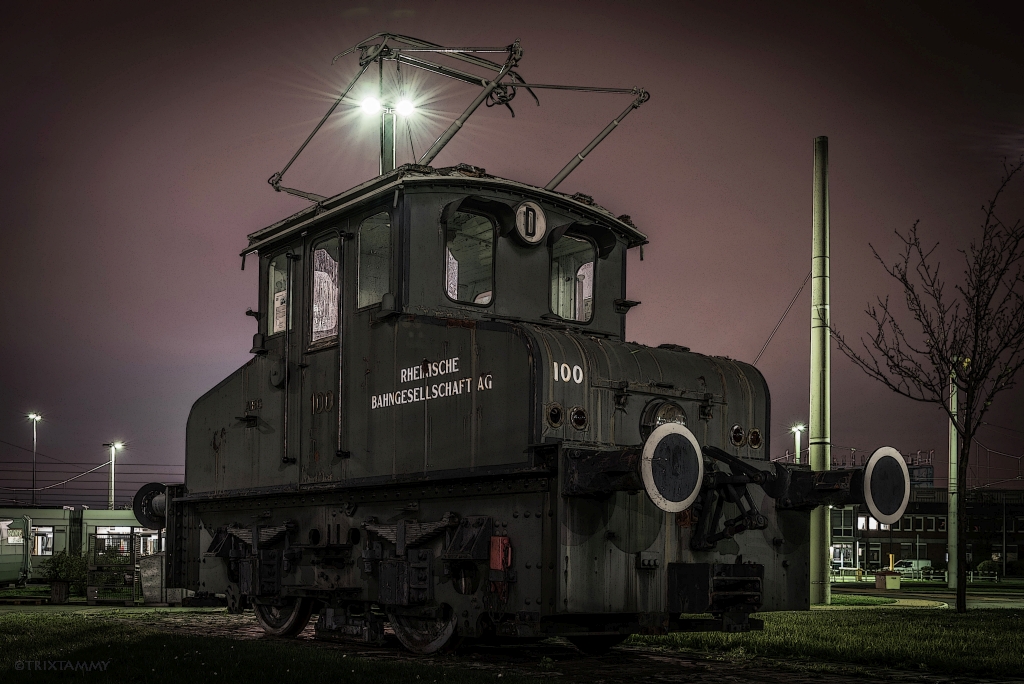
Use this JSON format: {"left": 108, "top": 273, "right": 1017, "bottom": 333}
{"left": 141, "top": 164, "right": 901, "bottom": 650}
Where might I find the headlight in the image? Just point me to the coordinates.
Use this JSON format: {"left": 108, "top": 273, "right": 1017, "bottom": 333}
{"left": 641, "top": 400, "right": 687, "bottom": 440}
{"left": 730, "top": 424, "right": 747, "bottom": 447}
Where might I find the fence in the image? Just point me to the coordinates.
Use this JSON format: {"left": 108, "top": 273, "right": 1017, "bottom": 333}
{"left": 86, "top": 533, "right": 140, "bottom": 605}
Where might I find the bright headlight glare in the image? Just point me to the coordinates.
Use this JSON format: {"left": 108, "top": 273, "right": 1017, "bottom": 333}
{"left": 396, "top": 99, "right": 415, "bottom": 116}
{"left": 360, "top": 97, "right": 381, "bottom": 114}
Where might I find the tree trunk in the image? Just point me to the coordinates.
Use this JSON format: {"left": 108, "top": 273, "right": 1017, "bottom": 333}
{"left": 955, "top": 439, "right": 970, "bottom": 613}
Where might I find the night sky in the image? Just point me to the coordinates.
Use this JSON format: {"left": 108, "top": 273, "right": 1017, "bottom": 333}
{"left": 2, "top": 1, "right": 1022, "bottom": 508}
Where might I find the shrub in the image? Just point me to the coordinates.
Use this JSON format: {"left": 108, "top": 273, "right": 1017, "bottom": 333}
{"left": 976, "top": 560, "right": 1001, "bottom": 575}
{"left": 39, "top": 551, "right": 88, "bottom": 595}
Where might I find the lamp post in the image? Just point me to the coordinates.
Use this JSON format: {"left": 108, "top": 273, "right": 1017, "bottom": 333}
{"left": 28, "top": 413, "right": 41, "bottom": 505}
{"left": 360, "top": 97, "right": 415, "bottom": 175}
{"left": 791, "top": 424, "right": 805, "bottom": 465}
{"left": 103, "top": 442, "right": 124, "bottom": 510}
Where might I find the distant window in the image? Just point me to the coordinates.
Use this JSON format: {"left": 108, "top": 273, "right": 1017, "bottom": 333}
{"left": 938, "top": 516, "right": 947, "bottom": 532}
{"left": 915, "top": 516, "right": 924, "bottom": 532}
{"left": 550, "top": 235, "right": 595, "bottom": 322}
{"left": 857, "top": 516, "right": 867, "bottom": 531}
{"left": 358, "top": 212, "right": 392, "bottom": 308}
{"left": 32, "top": 527, "right": 54, "bottom": 556}
{"left": 880, "top": 523, "right": 889, "bottom": 531}
{"left": 311, "top": 237, "right": 340, "bottom": 343}
{"left": 927, "top": 517, "right": 936, "bottom": 532}
{"left": 869, "top": 518, "right": 879, "bottom": 531}
{"left": 268, "top": 253, "right": 291, "bottom": 335}
{"left": 832, "top": 507, "right": 854, "bottom": 537}
{"left": 444, "top": 211, "right": 494, "bottom": 306}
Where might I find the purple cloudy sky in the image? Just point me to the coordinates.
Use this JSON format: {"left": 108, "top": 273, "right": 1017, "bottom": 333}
{"left": 1, "top": 1, "right": 1022, "bottom": 507}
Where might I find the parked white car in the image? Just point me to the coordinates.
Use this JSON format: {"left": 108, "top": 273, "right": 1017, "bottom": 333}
{"left": 893, "top": 559, "right": 932, "bottom": 574}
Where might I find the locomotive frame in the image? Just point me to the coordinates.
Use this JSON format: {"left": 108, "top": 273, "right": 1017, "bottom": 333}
{"left": 135, "top": 35, "right": 911, "bottom": 655}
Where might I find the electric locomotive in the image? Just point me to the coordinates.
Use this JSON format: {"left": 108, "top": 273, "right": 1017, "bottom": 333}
{"left": 134, "top": 34, "right": 910, "bottom": 655}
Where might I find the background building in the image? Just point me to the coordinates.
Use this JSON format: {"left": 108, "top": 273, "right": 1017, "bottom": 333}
{"left": 832, "top": 488, "right": 1024, "bottom": 572}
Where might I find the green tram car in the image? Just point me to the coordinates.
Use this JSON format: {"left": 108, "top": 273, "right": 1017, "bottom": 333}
{"left": 135, "top": 163, "right": 910, "bottom": 653}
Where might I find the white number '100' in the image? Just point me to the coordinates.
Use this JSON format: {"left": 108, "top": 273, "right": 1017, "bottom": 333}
{"left": 553, "top": 362, "right": 584, "bottom": 384}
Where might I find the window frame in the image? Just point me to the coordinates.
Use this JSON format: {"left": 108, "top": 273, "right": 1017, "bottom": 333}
{"left": 356, "top": 208, "right": 394, "bottom": 312}
{"left": 441, "top": 209, "right": 497, "bottom": 309}
{"left": 306, "top": 230, "right": 342, "bottom": 351}
{"left": 265, "top": 250, "right": 295, "bottom": 337}
{"left": 548, "top": 231, "right": 598, "bottom": 324}
{"left": 31, "top": 526, "right": 54, "bottom": 556}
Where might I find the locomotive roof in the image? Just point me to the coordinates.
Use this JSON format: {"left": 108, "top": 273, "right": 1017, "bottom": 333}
{"left": 244, "top": 163, "right": 648, "bottom": 256}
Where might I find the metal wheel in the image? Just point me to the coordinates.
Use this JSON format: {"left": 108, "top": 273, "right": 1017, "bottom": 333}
{"left": 225, "top": 583, "right": 248, "bottom": 615}
{"left": 567, "top": 634, "right": 627, "bottom": 655}
{"left": 253, "top": 597, "right": 315, "bottom": 637}
{"left": 387, "top": 604, "right": 461, "bottom": 655}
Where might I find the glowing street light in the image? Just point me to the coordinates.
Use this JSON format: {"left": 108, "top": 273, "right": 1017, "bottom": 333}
{"left": 28, "top": 413, "right": 41, "bottom": 506}
{"left": 360, "top": 97, "right": 381, "bottom": 114}
{"left": 396, "top": 99, "right": 415, "bottom": 117}
{"left": 359, "top": 95, "right": 415, "bottom": 174}
{"left": 103, "top": 441, "right": 124, "bottom": 510}
{"left": 791, "top": 424, "right": 805, "bottom": 465}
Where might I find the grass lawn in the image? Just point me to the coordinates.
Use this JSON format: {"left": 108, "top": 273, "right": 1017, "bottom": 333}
{"left": 827, "top": 594, "right": 896, "bottom": 606}
{"left": 0, "top": 585, "right": 51, "bottom": 599}
{"left": 633, "top": 608, "right": 1024, "bottom": 676}
{"left": 0, "top": 612, "right": 541, "bottom": 683}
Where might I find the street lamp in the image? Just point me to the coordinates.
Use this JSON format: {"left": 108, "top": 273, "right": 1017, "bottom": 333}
{"left": 360, "top": 95, "right": 416, "bottom": 175}
{"left": 791, "top": 424, "right": 805, "bottom": 465}
{"left": 103, "top": 442, "right": 124, "bottom": 510}
{"left": 27, "top": 413, "right": 41, "bottom": 506}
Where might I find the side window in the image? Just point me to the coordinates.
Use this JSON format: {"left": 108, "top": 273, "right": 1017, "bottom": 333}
{"left": 357, "top": 212, "right": 391, "bottom": 308}
{"left": 267, "top": 253, "right": 290, "bottom": 335}
{"left": 310, "top": 236, "right": 340, "bottom": 344}
{"left": 550, "top": 235, "right": 595, "bottom": 322}
{"left": 444, "top": 211, "right": 494, "bottom": 305}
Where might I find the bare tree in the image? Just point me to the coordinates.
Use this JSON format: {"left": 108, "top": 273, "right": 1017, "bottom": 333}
{"left": 832, "top": 159, "right": 1024, "bottom": 613}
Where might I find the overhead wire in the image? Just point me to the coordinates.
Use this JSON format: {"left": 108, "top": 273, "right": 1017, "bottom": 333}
{"left": 0, "top": 460, "right": 112, "bottom": 491}
{"left": 754, "top": 271, "right": 812, "bottom": 366}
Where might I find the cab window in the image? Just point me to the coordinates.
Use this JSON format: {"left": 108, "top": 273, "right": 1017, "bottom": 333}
{"left": 267, "top": 253, "right": 291, "bottom": 335}
{"left": 550, "top": 235, "right": 595, "bottom": 322}
{"left": 444, "top": 211, "right": 494, "bottom": 305}
{"left": 310, "top": 236, "right": 340, "bottom": 344}
{"left": 357, "top": 212, "right": 391, "bottom": 308}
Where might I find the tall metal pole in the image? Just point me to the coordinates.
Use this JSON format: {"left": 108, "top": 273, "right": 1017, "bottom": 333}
{"left": 32, "top": 419, "right": 37, "bottom": 506}
{"left": 1002, "top": 496, "right": 1007, "bottom": 577}
{"left": 28, "top": 414, "right": 41, "bottom": 506}
{"left": 809, "top": 136, "right": 831, "bottom": 605}
{"left": 104, "top": 443, "right": 121, "bottom": 510}
{"left": 948, "top": 375, "right": 958, "bottom": 589}
{"left": 109, "top": 444, "right": 116, "bottom": 510}
{"left": 380, "top": 109, "right": 396, "bottom": 175}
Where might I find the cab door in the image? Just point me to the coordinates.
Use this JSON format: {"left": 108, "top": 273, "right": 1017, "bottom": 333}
{"left": 248, "top": 243, "right": 303, "bottom": 488}
{"left": 301, "top": 232, "right": 343, "bottom": 483}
